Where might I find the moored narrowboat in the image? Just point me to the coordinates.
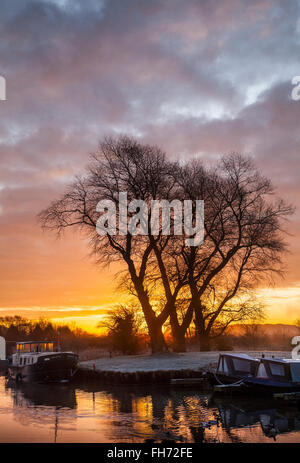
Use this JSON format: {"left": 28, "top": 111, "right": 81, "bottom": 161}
{"left": 243, "top": 356, "right": 300, "bottom": 394}
{"left": 7, "top": 341, "right": 78, "bottom": 384}
{"left": 207, "top": 353, "right": 259, "bottom": 386}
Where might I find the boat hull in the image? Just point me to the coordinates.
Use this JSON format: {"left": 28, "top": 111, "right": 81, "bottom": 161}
{"left": 243, "top": 377, "right": 300, "bottom": 395}
{"left": 8, "top": 353, "right": 78, "bottom": 384}
{"left": 0, "top": 360, "right": 8, "bottom": 374}
{"left": 206, "top": 371, "right": 249, "bottom": 386}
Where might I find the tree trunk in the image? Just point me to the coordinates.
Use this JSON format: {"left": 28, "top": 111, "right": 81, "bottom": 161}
{"left": 193, "top": 302, "right": 210, "bottom": 351}
{"left": 172, "top": 329, "right": 186, "bottom": 352}
{"left": 170, "top": 316, "right": 186, "bottom": 352}
{"left": 169, "top": 302, "right": 195, "bottom": 352}
{"left": 199, "top": 332, "right": 211, "bottom": 351}
{"left": 149, "top": 323, "right": 168, "bottom": 353}
{"left": 132, "top": 278, "right": 168, "bottom": 354}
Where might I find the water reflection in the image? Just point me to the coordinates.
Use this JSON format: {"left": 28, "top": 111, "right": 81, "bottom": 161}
{"left": 4, "top": 379, "right": 77, "bottom": 442}
{"left": 212, "top": 396, "right": 300, "bottom": 441}
{"left": 1, "top": 376, "right": 300, "bottom": 442}
{"left": 7, "top": 380, "right": 77, "bottom": 409}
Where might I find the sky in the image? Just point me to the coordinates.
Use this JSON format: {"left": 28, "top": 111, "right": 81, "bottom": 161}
{"left": 0, "top": 0, "right": 300, "bottom": 333}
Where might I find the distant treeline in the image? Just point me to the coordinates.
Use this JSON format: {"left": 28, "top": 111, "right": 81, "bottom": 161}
{"left": 229, "top": 323, "right": 300, "bottom": 351}
{"left": 0, "top": 316, "right": 108, "bottom": 355}
{"left": 1, "top": 315, "right": 298, "bottom": 357}
{"left": 189, "top": 323, "right": 300, "bottom": 352}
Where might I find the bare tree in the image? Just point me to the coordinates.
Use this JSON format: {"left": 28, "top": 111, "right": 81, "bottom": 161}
{"left": 178, "top": 155, "right": 293, "bottom": 350}
{"left": 39, "top": 137, "right": 293, "bottom": 353}
{"left": 99, "top": 304, "right": 144, "bottom": 355}
{"left": 194, "top": 286, "right": 265, "bottom": 343}
{"left": 39, "top": 136, "right": 184, "bottom": 353}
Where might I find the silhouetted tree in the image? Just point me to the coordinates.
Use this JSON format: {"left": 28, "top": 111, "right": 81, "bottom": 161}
{"left": 38, "top": 137, "right": 294, "bottom": 352}
{"left": 99, "top": 305, "right": 143, "bottom": 354}
{"left": 39, "top": 136, "right": 179, "bottom": 353}
{"left": 175, "top": 155, "right": 293, "bottom": 350}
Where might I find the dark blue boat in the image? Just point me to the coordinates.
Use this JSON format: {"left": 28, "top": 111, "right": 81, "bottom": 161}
{"left": 207, "top": 353, "right": 259, "bottom": 386}
{"left": 243, "top": 356, "right": 300, "bottom": 394}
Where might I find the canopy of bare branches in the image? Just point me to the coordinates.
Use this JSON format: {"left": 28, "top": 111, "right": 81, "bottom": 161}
{"left": 39, "top": 136, "right": 294, "bottom": 352}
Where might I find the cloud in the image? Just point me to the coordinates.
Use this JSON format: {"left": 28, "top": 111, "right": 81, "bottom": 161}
{"left": 0, "top": 0, "right": 299, "bottom": 325}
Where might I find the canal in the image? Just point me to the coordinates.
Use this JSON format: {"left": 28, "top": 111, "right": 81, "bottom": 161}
{"left": 0, "top": 376, "right": 300, "bottom": 443}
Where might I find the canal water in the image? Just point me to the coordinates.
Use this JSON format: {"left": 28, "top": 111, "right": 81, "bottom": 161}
{"left": 1, "top": 376, "right": 300, "bottom": 443}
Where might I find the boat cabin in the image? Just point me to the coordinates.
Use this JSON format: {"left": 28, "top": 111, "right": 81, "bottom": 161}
{"left": 256, "top": 357, "right": 300, "bottom": 383}
{"left": 11, "top": 341, "right": 57, "bottom": 367}
{"left": 217, "top": 353, "right": 259, "bottom": 378}
{"left": 7, "top": 340, "right": 78, "bottom": 383}
{"left": 16, "top": 341, "right": 54, "bottom": 353}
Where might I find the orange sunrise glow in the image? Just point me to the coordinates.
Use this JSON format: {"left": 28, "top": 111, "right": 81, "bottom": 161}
{"left": 0, "top": 0, "right": 300, "bottom": 336}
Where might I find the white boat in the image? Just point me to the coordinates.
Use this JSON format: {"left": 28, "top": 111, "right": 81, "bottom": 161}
{"left": 7, "top": 341, "right": 78, "bottom": 383}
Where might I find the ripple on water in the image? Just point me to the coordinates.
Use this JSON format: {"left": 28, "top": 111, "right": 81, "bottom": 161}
{"left": 0, "top": 376, "right": 300, "bottom": 442}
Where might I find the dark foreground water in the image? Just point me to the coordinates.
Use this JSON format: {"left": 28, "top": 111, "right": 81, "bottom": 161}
{"left": 1, "top": 376, "right": 300, "bottom": 443}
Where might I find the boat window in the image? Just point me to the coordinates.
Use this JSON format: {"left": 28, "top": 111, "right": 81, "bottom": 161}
{"left": 223, "top": 357, "right": 229, "bottom": 373}
{"left": 232, "top": 358, "right": 251, "bottom": 373}
{"left": 269, "top": 362, "right": 285, "bottom": 376}
{"left": 257, "top": 363, "right": 269, "bottom": 378}
{"left": 290, "top": 363, "right": 300, "bottom": 382}
{"left": 217, "top": 356, "right": 229, "bottom": 373}
{"left": 217, "top": 357, "right": 222, "bottom": 372}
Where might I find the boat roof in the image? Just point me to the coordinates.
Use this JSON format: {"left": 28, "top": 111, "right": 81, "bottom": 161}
{"left": 14, "top": 351, "right": 75, "bottom": 356}
{"left": 16, "top": 341, "right": 54, "bottom": 344}
{"left": 261, "top": 356, "right": 300, "bottom": 364}
{"left": 219, "top": 353, "right": 258, "bottom": 361}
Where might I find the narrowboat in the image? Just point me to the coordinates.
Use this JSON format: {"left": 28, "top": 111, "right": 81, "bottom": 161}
{"left": 243, "top": 356, "right": 300, "bottom": 394}
{"left": 7, "top": 341, "right": 78, "bottom": 384}
{"left": 207, "top": 353, "right": 259, "bottom": 386}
